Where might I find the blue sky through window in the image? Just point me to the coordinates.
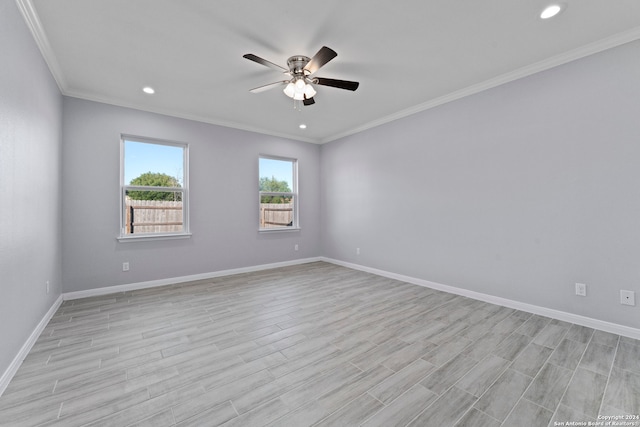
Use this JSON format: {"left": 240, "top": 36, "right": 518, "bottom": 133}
{"left": 259, "top": 157, "right": 294, "bottom": 190}
{"left": 124, "top": 140, "right": 184, "bottom": 185}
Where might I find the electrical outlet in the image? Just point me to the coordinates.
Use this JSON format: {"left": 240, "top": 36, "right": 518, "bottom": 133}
{"left": 620, "top": 290, "right": 635, "bottom": 306}
{"left": 356, "top": 248, "right": 360, "bottom": 255}
{"left": 575, "top": 283, "right": 586, "bottom": 297}
{"left": 294, "top": 244, "right": 299, "bottom": 251}
{"left": 122, "top": 262, "right": 130, "bottom": 272}
{"left": 46, "top": 280, "right": 50, "bottom": 294}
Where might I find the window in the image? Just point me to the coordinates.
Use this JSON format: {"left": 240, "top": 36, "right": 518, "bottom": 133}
{"left": 259, "top": 156, "right": 298, "bottom": 230}
{"left": 119, "top": 136, "right": 189, "bottom": 240}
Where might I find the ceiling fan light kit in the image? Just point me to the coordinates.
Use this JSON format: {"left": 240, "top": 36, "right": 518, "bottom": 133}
{"left": 243, "top": 46, "right": 359, "bottom": 109}
{"left": 283, "top": 72, "right": 316, "bottom": 101}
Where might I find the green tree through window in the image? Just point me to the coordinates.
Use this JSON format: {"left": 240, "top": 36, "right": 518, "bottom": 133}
{"left": 128, "top": 172, "right": 182, "bottom": 201}
{"left": 259, "top": 176, "right": 291, "bottom": 203}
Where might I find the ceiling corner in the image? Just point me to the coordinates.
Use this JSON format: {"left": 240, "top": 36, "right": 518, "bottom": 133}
{"left": 15, "top": 0, "right": 68, "bottom": 92}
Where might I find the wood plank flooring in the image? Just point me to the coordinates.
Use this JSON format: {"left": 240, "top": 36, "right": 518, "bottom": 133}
{"left": 1, "top": 262, "right": 639, "bottom": 426}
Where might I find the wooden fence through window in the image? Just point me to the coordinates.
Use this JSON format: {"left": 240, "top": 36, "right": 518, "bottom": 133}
{"left": 260, "top": 202, "right": 293, "bottom": 228}
{"left": 124, "top": 200, "right": 292, "bottom": 232}
{"left": 125, "top": 199, "right": 183, "bottom": 234}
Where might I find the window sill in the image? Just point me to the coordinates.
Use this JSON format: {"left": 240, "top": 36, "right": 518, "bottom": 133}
{"left": 117, "top": 233, "right": 192, "bottom": 243}
{"left": 258, "top": 227, "right": 301, "bottom": 234}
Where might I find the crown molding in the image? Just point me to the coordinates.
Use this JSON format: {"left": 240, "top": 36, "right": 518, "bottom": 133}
{"left": 15, "top": 0, "right": 319, "bottom": 145}
{"left": 15, "top": 0, "right": 67, "bottom": 91}
{"left": 321, "top": 26, "right": 640, "bottom": 144}
{"left": 61, "top": 89, "right": 320, "bottom": 144}
{"left": 16, "top": 0, "right": 640, "bottom": 145}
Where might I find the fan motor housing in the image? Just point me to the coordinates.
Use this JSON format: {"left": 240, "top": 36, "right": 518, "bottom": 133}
{"left": 287, "top": 56, "right": 311, "bottom": 76}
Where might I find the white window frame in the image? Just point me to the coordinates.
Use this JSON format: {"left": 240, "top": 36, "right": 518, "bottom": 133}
{"left": 259, "top": 155, "right": 299, "bottom": 232}
{"left": 118, "top": 135, "right": 190, "bottom": 242}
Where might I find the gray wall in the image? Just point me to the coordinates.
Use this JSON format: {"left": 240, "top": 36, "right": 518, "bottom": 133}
{"left": 61, "top": 98, "right": 321, "bottom": 292}
{"left": 321, "top": 40, "right": 640, "bottom": 329}
{"left": 5, "top": 0, "right": 640, "bottom": 384}
{"left": 0, "top": 0, "right": 63, "bottom": 375}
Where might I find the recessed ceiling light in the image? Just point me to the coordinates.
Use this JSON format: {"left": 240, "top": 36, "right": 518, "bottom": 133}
{"left": 540, "top": 4, "right": 564, "bottom": 19}
{"left": 299, "top": 124, "right": 307, "bottom": 129}
{"left": 142, "top": 86, "right": 155, "bottom": 94}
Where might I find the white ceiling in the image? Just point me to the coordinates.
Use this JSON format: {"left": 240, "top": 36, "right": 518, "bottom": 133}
{"left": 20, "top": 0, "right": 640, "bottom": 143}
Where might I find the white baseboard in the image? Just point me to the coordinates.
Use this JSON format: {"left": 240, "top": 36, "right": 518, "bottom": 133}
{"left": 1, "top": 257, "right": 322, "bottom": 396}
{"left": 0, "top": 294, "right": 63, "bottom": 397}
{"left": 5, "top": 255, "right": 638, "bottom": 398}
{"left": 320, "top": 257, "right": 640, "bottom": 340}
{"left": 63, "top": 257, "right": 323, "bottom": 300}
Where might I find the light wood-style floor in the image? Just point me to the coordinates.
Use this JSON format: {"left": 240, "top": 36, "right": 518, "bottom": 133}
{"left": 1, "top": 262, "right": 639, "bottom": 427}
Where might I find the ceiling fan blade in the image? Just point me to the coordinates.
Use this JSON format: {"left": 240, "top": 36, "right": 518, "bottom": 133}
{"left": 314, "top": 77, "right": 359, "bottom": 91}
{"left": 243, "top": 54, "right": 288, "bottom": 73}
{"left": 303, "top": 96, "right": 315, "bottom": 106}
{"left": 304, "top": 46, "right": 337, "bottom": 75}
{"left": 249, "top": 81, "right": 289, "bottom": 93}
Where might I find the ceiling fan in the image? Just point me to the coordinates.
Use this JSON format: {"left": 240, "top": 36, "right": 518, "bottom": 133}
{"left": 243, "top": 46, "right": 359, "bottom": 106}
